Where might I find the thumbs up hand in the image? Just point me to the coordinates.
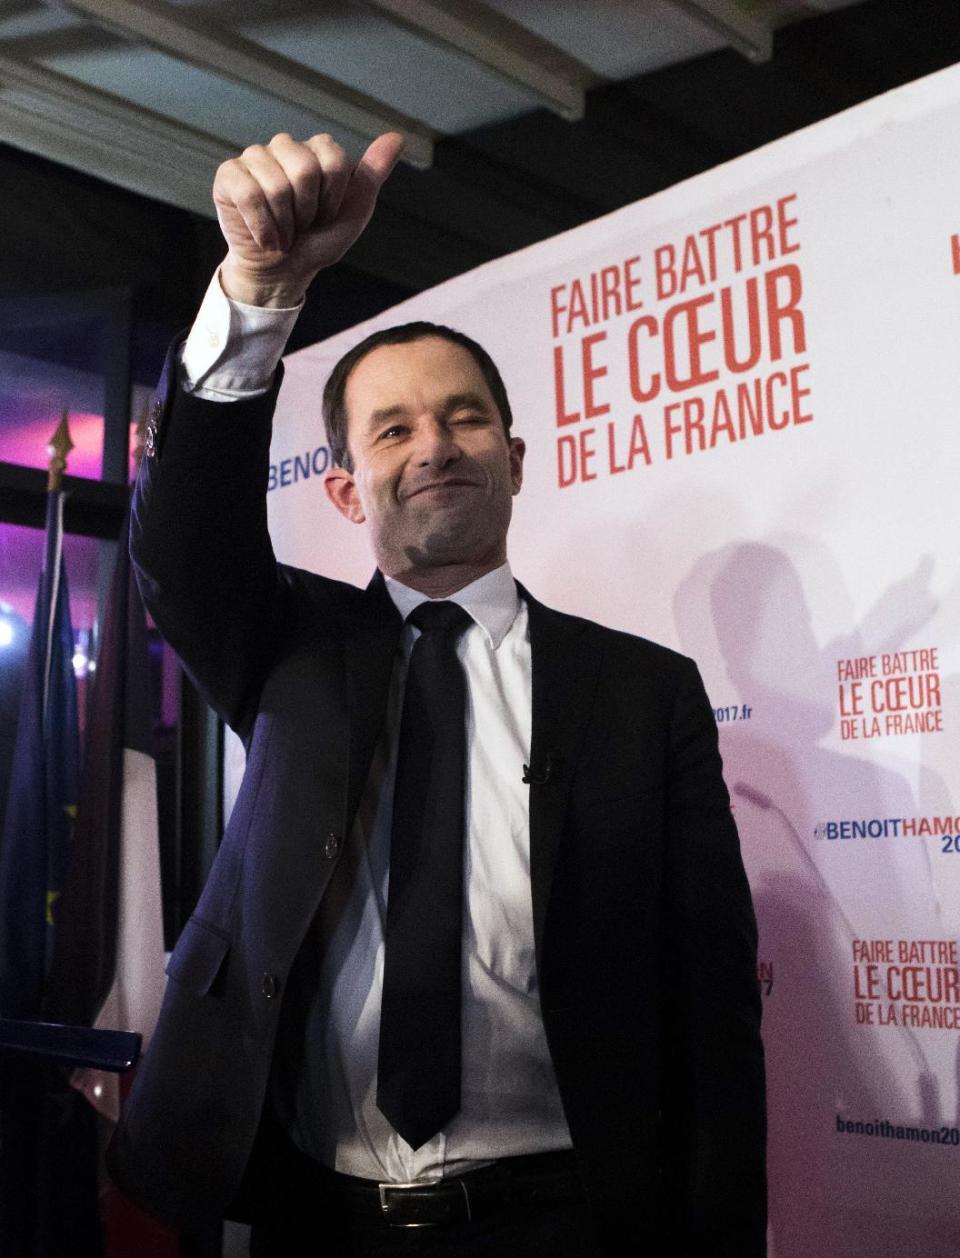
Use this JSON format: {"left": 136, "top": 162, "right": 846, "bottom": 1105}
{"left": 214, "top": 131, "right": 404, "bottom": 308}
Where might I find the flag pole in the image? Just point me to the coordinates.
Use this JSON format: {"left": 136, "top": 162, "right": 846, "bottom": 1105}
{"left": 41, "top": 410, "right": 73, "bottom": 727}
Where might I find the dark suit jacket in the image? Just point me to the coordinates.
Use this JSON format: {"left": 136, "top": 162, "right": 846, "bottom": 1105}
{"left": 107, "top": 342, "right": 766, "bottom": 1255}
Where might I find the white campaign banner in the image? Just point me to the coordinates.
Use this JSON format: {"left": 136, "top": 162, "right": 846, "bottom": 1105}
{"left": 263, "top": 63, "right": 960, "bottom": 1257}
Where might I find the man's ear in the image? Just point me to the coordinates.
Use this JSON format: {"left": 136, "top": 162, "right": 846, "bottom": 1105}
{"left": 508, "top": 436, "right": 525, "bottom": 495}
{"left": 324, "top": 467, "right": 366, "bottom": 523}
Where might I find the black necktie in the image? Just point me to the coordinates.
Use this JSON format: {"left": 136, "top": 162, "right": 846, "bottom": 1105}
{"left": 377, "top": 600, "right": 472, "bottom": 1150}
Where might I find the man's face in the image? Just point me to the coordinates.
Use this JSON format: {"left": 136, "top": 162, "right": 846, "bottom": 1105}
{"left": 325, "top": 336, "right": 525, "bottom": 583}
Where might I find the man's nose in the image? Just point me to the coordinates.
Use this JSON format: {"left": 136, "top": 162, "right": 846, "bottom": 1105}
{"left": 414, "top": 418, "right": 461, "bottom": 466}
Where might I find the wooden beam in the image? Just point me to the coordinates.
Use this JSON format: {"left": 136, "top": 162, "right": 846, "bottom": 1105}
{"left": 666, "top": 0, "right": 773, "bottom": 63}
{"left": 58, "top": 0, "right": 436, "bottom": 166}
{"left": 0, "top": 51, "right": 231, "bottom": 216}
{"left": 0, "top": 461, "right": 128, "bottom": 539}
{"left": 363, "top": 0, "right": 589, "bottom": 120}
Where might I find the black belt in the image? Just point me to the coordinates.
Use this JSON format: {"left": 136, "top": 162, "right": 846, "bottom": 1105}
{"left": 321, "top": 1149, "right": 583, "bottom": 1229}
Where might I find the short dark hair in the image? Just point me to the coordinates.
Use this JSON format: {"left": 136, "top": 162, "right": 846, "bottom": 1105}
{"left": 322, "top": 321, "right": 514, "bottom": 472}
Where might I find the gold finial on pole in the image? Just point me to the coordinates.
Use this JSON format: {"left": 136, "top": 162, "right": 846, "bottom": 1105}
{"left": 47, "top": 408, "right": 74, "bottom": 492}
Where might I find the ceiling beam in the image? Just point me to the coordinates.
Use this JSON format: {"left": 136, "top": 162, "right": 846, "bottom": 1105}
{"left": 0, "top": 23, "right": 125, "bottom": 62}
{"left": 362, "top": 0, "right": 588, "bottom": 121}
{"left": 0, "top": 52, "right": 231, "bottom": 216}
{"left": 54, "top": 0, "right": 436, "bottom": 167}
{"left": 666, "top": 0, "right": 773, "bottom": 63}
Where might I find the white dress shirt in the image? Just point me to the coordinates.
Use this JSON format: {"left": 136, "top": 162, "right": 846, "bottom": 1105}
{"left": 181, "top": 269, "right": 301, "bottom": 400}
{"left": 180, "top": 273, "right": 573, "bottom": 1182}
{"left": 279, "top": 567, "right": 572, "bottom": 1182}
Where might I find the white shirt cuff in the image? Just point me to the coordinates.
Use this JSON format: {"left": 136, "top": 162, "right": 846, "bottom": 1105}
{"left": 180, "top": 268, "right": 303, "bottom": 401}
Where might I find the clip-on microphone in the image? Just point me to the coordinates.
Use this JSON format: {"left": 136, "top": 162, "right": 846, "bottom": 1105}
{"left": 522, "top": 752, "right": 560, "bottom": 786}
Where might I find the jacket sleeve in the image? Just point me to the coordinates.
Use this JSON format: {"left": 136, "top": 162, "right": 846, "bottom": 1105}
{"left": 661, "top": 657, "right": 767, "bottom": 1256}
{"left": 130, "top": 338, "right": 290, "bottom": 740}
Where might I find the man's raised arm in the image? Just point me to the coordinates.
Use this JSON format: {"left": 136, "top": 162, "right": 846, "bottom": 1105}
{"left": 131, "top": 133, "right": 403, "bottom": 733}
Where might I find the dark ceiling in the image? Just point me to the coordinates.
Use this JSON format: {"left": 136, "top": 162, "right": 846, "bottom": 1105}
{"left": 0, "top": 0, "right": 956, "bottom": 372}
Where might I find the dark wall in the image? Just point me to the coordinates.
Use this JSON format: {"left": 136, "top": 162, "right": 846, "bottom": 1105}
{"left": 0, "top": 142, "right": 412, "bottom": 384}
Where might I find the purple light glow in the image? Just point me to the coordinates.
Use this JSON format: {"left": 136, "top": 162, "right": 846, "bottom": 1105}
{"left": 0, "top": 523, "right": 102, "bottom": 631}
{"left": 0, "top": 410, "right": 105, "bottom": 479}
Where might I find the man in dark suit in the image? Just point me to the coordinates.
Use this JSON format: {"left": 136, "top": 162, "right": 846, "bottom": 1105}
{"left": 108, "top": 132, "right": 766, "bottom": 1256}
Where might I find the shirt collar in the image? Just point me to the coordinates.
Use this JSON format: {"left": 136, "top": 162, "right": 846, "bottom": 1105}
{"left": 384, "top": 562, "right": 520, "bottom": 650}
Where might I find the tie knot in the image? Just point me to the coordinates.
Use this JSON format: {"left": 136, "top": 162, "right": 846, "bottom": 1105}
{"left": 407, "top": 600, "right": 473, "bottom": 638}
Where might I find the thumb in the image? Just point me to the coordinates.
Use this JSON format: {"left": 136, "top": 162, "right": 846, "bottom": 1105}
{"left": 335, "top": 132, "right": 404, "bottom": 234}
{"left": 359, "top": 132, "right": 406, "bottom": 185}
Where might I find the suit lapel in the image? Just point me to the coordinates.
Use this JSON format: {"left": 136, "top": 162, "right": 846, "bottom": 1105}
{"left": 342, "top": 571, "right": 403, "bottom": 834}
{"left": 521, "top": 585, "right": 604, "bottom": 970}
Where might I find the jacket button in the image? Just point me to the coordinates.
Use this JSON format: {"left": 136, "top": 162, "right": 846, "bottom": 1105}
{"left": 261, "top": 973, "right": 279, "bottom": 999}
{"left": 323, "top": 832, "right": 342, "bottom": 860}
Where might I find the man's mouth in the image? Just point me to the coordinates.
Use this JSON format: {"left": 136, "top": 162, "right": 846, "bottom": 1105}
{"left": 406, "top": 479, "right": 479, "bottom": 499}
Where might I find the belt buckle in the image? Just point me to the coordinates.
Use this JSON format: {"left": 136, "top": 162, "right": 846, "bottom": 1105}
{"left": 377, "top": 1178, "right": 471, "bottom": 1228}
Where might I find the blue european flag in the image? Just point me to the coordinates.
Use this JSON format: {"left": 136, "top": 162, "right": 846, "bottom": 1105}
{"left": 0, "top": 489, "right": 88, "bottom": 1256}
{"left": 0, "top": 489, "right": 79, "bottom": 1019}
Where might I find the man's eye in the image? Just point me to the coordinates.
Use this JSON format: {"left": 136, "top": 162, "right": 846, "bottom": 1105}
{"left": 455, "top": 414, "right": 487, "bottom": 425}
{"left": 380, "top": 425, "right": 407, "bottom": 439}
